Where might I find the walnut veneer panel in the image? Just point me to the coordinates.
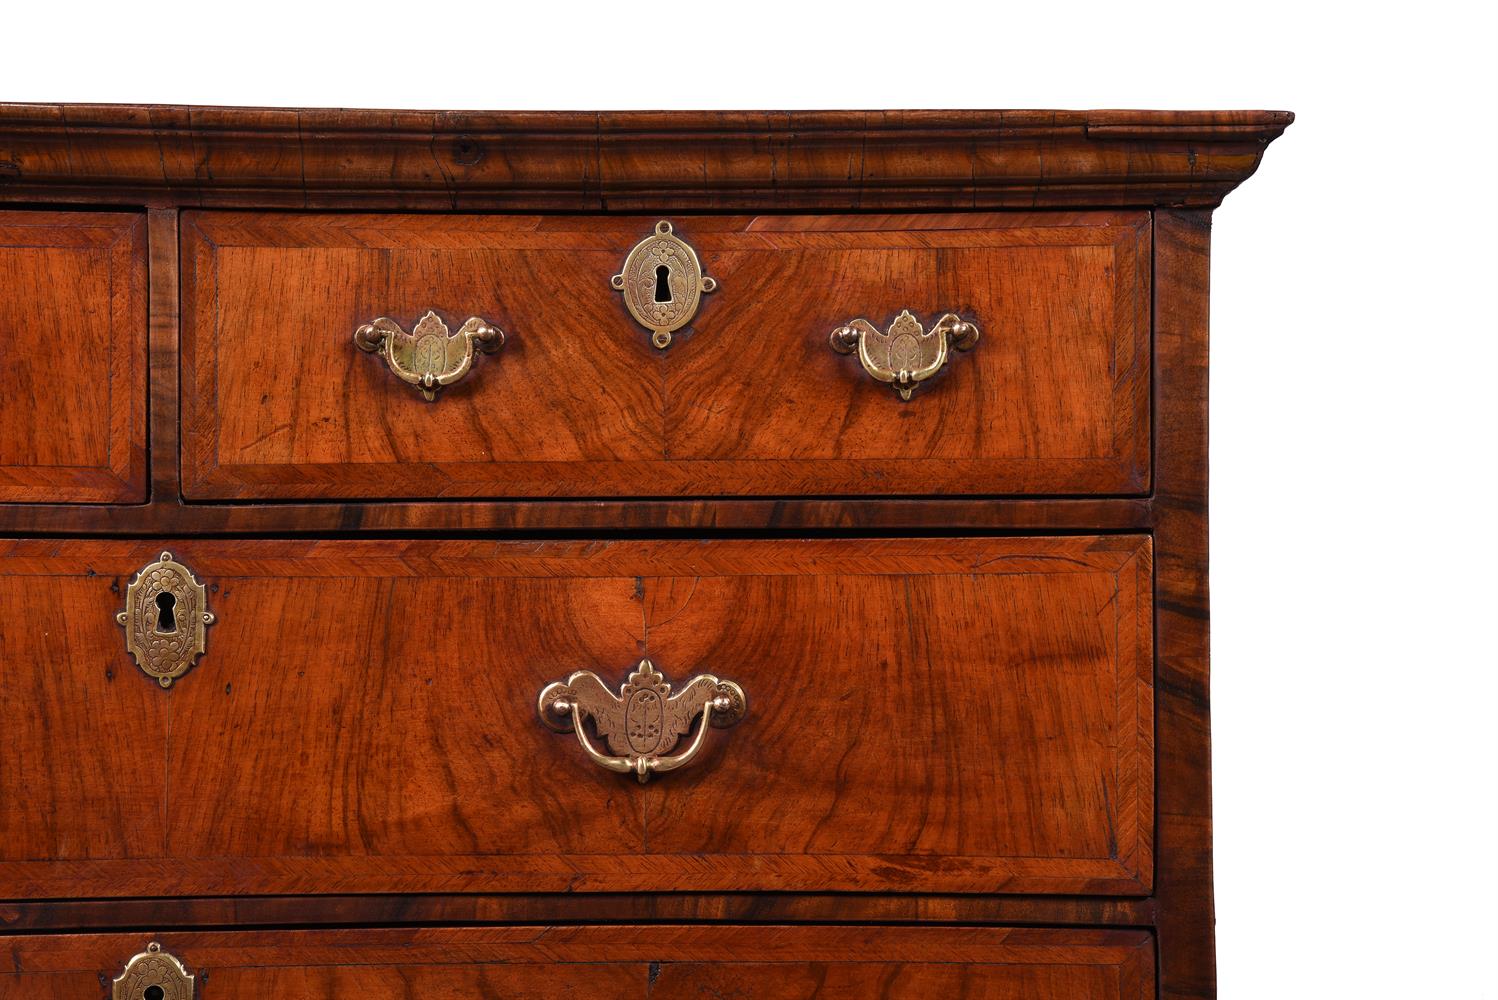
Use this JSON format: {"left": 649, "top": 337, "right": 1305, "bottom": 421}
{"left": 0, "top": 926, "right": 1155, "bottom": 999}
{"left": 180, "top": 211, "right": 1149, "bottom": 499}
{"left": 0, "top": 212, "right": 146, "bottom": 502}
{"left": 0, "top": 536, "right": 1151, "bottom": 898}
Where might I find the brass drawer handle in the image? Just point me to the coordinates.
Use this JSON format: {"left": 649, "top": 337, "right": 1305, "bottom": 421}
{"left": 354, "top": 310, "right": 504, "bottom": 401}
{"left": 538, "top": 658, "right": 746, "bottom": 782}
{"left": 830, "top": 309, "right": 980, "bottom": 400}
{"left": 611, "top": 220, "right": 717, "bottom": 349}
{"left": 114, "top": 942, "right": 194, "bottom": 999}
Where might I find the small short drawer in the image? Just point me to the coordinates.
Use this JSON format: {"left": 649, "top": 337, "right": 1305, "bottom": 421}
{"left": 0, "top": 535, "right": 1151, "bottom": 899}
{"left": 180, "top": 210, "right": 1150, "bottom": 500}
{"left": 8, "top": 926, "right": 1156, "bottom": 999}
{"left": 0, "top": 211, "right": 147, "bottom": 503}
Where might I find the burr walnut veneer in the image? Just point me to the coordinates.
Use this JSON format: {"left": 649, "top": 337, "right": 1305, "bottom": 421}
{"left": 0, "top": 105, "right": 1289, "bottom": 999}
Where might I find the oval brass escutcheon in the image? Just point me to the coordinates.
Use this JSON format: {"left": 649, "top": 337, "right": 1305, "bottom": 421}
{"left": 115, "top": 552, "right": 215, "bottom": 688}
{"left": 610, "top": 220, "right": 717, "bottom": 349}
{"left": 113, "top": 942, "right": 195, "bottom": 1000}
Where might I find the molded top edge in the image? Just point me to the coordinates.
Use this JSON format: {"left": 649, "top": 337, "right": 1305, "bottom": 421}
{"left": 0, "top": 105, "right": 1293, "bottom": 210}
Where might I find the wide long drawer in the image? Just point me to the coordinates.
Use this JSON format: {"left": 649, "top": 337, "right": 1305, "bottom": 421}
{"left": 5, "top": 926, "right": 1156, "bottom": 998}
{"left": 180, "top": 211, "right": 1151, "bottom": 500}
{"left": 0, "top": 535, "right": 1152, "bottom": 898}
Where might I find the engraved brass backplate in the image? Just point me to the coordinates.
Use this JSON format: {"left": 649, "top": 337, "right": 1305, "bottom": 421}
{"left": 610, "top": 221, "right": 717, "bottom": 349}
{"left": 355, "top": 310, "right": 504, "bottom": 401}
{"left": 538, "top": 658, "right": 746, "bottom": 782}
{"left": 115, "top": 552, "right": 214, "bottom": 688}
{"left": 113, "top": 942, "right": 194, "bottom": 1000}
{"left": 830, "top": 309, "right": 980, "bottom": 400}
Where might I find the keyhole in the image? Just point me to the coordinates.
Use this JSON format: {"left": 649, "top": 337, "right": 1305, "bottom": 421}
{"left": 154, "top": 592, "right": 178, "bottom": 634}
{"left": 653, "top": 264, "right": 672, "bottom": 303}
{"left": 144, "top": 987, "right": 165, "bottom": 1000}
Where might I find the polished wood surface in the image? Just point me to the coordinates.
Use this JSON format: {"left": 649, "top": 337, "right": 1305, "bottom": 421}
{"left": 0, "top": 104, "right": 1295, "bottom": 997}
{"left": 0, "top": 535, "right": 1150, "bottom": 899}
{"left": 1152, "top": 209, "right": 1217, "bottom": 1000}
{"left": 0, "top": 891, "right": 1156, "bottom": 932}
{"left": 0, "top": 211, "right": 146, "bottom": 503}
{"left": 181, "top": 211, "right": 1150, "bottom": 500}
{"left": 0, "top": 925, "right": 1155, "bottom": 999}
{"left": 0, "top": 494, "right": 1151, "bottom": 534}
{"left": 0, "top": 105, "right": 1292, "bottom": 211}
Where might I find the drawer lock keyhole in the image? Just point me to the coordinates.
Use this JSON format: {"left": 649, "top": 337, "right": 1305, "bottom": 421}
{"left": 653, "top": 264, "right": 673, "bottom": 304}
{"left": 154, "top": 592, "right": 178, "bottom": 634}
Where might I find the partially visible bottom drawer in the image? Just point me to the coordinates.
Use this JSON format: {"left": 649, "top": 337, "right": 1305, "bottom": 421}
{"left": 4, "top": 925, "right": 1155, "bottom": 998}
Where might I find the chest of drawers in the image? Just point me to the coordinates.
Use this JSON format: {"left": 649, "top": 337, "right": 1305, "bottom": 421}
{"left": 0, "top": 105, "right": 1289, "bottom": 999}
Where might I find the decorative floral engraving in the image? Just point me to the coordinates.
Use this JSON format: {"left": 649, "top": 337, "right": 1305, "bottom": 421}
{"left": 115, "top": 552, "right": 214, "bottom": 688}
{"left": 610, "top": 221, "right": 717, "bottom": 349}
{"left": 113, "top": 943, "right": 194, "bottom": 1000}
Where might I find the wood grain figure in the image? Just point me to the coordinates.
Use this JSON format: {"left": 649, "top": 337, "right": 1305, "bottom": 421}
{"left": 0, "top": 103, "right": 1291, "bottom": 998}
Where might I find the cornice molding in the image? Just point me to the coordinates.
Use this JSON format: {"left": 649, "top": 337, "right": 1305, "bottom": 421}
{"left": 0, "top": 105, "right": 1293, "bottom": 210}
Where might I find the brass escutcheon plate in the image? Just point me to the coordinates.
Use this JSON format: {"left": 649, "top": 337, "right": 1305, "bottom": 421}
{"left": 115, "top": 552, "right": 214, "bottom": 688}
{"left": 113, "top": 942, "right": 194, "bottom": 1000}
{"left": 611, "top": 221, "right": 717, "bottom": 349}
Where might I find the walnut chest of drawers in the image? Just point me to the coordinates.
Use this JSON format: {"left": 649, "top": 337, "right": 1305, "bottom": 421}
{"left": 0, "top": 105, "right": 1289, "bottom": 999}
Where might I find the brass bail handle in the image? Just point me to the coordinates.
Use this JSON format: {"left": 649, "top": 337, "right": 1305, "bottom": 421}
{"left": 355, "top": 309, "right": 505, "bottom": 401}
{"left": 538, "top": 659, "right": 747, "bottom": 782}
{"left": 830, "top": 309, "right": 980, "bottom": 400}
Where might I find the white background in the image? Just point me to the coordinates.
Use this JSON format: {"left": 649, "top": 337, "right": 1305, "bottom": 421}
{"left": 5, "top": 3, "right": 1496, "bottom": 996}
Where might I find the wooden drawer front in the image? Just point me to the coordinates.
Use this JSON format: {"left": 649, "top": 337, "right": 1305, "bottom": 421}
{"left": 181, "top": 211, "right": 1150, "bottom": 500}
{"left": 0, "top": 536, "right": 1151, "bottom": 898}
{"left": 4, "top": 926, "right": 1156, "bottom": 999}
{"left": 0, "top": 212, "right": 146, "bottom": 503}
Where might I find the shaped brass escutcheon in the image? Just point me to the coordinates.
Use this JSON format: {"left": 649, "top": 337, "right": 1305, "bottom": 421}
{"left": 113, "top": 942, "right": 194, "bottom": 1000}
{"left": 116, "top": 552, "right": 215, "bottom": 688}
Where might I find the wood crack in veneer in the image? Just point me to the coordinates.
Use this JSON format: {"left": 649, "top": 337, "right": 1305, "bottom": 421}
{"left": 0, "top": 104, "right": 1291, "bottom": 1000}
